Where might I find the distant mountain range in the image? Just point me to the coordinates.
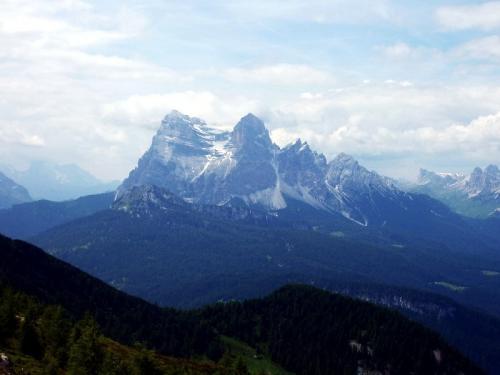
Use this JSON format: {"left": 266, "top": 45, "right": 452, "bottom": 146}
{"left": 410, "top": 166, "right": 500, "bottom": 218}
{"left": 0, "top": 191, "right": 114, "bottom": 239}
{"left": 2, "top": 161, "right": 119, "bottom": 201}
{"left": 0, "top": 170, "right": 32, "bottom": 209}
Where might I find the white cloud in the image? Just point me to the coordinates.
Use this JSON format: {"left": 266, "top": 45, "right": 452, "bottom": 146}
{"left": 265, "top": 82, "right": 500, "bottom": 171}
{"left": 0, "top": 126, "right": 46, "bottom": 147}
{"left": 270, "top": 108, "right": 500, "bottom": 178}
{"left": 454, "top": 35, "right": 500, "bottom": 61}
{"left": 300, "top": 92, "right": 324, "bottom": 100}
{"left": 102, "top": 91, "right": 261, "bottom": 130}
{"left": 220, "top": 0, "right": 397, "bottom": 25}
{"left": 383, "top": 42, "right": 414, "bottom": 59}
{"left": 1, "top": 0, "right": 499, "bottom": 181}
{"left": 225, "top": 64, "right": 335, "bottom": 86}
{"left": 0, "top": 0, "right": 179, "bottom": 180}
{"left": 436, "top": 2, "right": 500, "bottom": 31}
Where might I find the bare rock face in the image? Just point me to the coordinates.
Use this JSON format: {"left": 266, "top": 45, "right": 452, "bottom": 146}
{"left": 416, "top": 165, "right": 499, "bottom": 217}
{"left": 119, "top": 111, "right": 437, "bottom": 226}
{"left": 466, "top": 165, "right": 500, "bottom": 199}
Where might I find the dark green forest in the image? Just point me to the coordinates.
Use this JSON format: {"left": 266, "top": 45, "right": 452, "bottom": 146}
{"left": 0, "top": 283, "right": 251, "bottom": 375}
{"left": 0, "top": 233, "right": 484, "bottom": 374}
{"left": 200, "top": 285, "right": 482, "bottom": 375}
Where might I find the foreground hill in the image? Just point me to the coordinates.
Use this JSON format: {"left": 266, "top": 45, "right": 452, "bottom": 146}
{"left": 202, "top": 285, "right": 482, "bottom": 375}
{"left": 0, "top": 233, "right": 483, "bottom": 374}
{"left": 0, "top": 233, "right": 216, "bottom": 357}
{"left": 0, "top": 284, "right": 226, "bottom": 375}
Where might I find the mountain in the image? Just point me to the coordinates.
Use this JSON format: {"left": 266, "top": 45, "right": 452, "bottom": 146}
{"left": 115, "top": 111, "right": 500, "bottom": 257}
{"left": 0, "top": 191, "right": 114, "bottom": 239}
{"left": 116, "top": 111, "right": 500, "bottom": 256}
{"left": 119, "top": 111, "right": 444, "bottom": 227}
{"left": 414, "top": 166, "right": 500, "bottom": 218}
{"left": 0, "top": 171, "right": 31, "bottom": 209}
{"left": 4, "top": 161, "right": 119, "bottom": 201}
{"left": 0, "top": 233, "right": 484, "bottom": 374}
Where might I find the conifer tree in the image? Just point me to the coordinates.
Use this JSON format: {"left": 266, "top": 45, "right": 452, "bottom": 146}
{"left": 234, "top": 357, "right": 249, "bottom": 375}
{"left": 67, "top": 315, "right": 103, "bottom": 375}
{"left": 0, "top": 295, "right": 16, "bottom": 344}
{"left": 19, "top": 315, "right": 43, "bottom": 359}
{"left": 40, "top": 305, "right": 71, "bottom": 367}
{"left": 99, "top": 351, "right": 132, "bottom": 375}
{"left": 131, "top": 345, "right": 163, "bottom": 375}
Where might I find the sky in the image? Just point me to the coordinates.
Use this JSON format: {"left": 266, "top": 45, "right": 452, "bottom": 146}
{"left": 1, "top": 0, "right": 500, "bottom": 181}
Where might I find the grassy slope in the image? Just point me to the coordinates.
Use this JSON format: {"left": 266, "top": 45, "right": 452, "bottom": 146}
{"left": 221, "top": 336, "right": 292, "bottom": 375}
{"left": 0, "top": 336, "right": 223, "bottom": 375}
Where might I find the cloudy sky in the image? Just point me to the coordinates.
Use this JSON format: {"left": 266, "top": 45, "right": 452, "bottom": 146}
{"left": 1, "top": 0, "right": 500, "bottom": 180}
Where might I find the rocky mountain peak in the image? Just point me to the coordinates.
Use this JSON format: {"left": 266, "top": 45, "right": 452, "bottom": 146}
{"left": 113, "top": 184, "right": 187, "bottom": 215}
{"left": 161, "top": 110, "right": 203, "bottom": 127}
{"left": 410, "top": 165, "right": 499, "bottom": 218}
{"left": 0, "top": 171, "right": 32, "bottom": 209}
{"left": 467, "top": 164, "right": 500, "bottom": 197}
{"left": 285, "top": 139, "right": 313, "bottom": 154}
{"left": 330, "top": 153, "right": 358, "bottom": 168}
{"left": 418, "top": 168, "right": 438, "bottom": 181}
{"left": 230, "top": 113, "right": 273, "bottom": 154}
{"left": 470, "top": 167, "right": 483, "bottom": 179}
{"left": 119, "top": 111, "right": 408, "bottom": 226}
{"left": 281, "top": 139, "right": 327, "bottom": 169}
{"left": 327, "top": 153, "right": 360, "bottom": 177}
{"left": 326, "top": 153, "right": 394, "bottom": 195}
{"left": 417, "top": 169, "right": 464, "bottom": 187}
{"left": 485, "top": 164, "right": 499, "bottom": 175}
{"left": 157, "top": 111, "right": 210, "bottom": 141}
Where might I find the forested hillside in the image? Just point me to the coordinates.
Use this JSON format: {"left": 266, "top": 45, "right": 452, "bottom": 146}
{"left": 0, "top": 234, "right": 483, "bottom": 374}
{"left": 200, "top": 285, "right": 482, "bottom": 375}
{"left": 0, "top": 284, "right": 235, "bottom": 375}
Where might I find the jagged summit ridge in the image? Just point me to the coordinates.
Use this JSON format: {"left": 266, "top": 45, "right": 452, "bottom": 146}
{"left": 415, "top": 165, "right": 499, "bottom": 217}
{"left": 418, "top": 169, "right": 467, "bottom": 188}
{"left": 468, "top": 165, "right": 500, "bottom": 198}
{"left": 114, "top": 184, "right": 188, "bottom": 215}
{"left": 119, "top": 111, "right": 407, "bottom": 225}
{"left": 418, "top": 165, "right": 500, "bottom": 199}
